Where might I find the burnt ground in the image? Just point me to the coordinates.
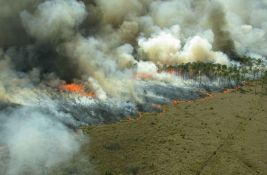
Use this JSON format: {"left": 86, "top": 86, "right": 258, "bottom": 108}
{"left": 83, "top": 83, "right": 267, "bottom": 175}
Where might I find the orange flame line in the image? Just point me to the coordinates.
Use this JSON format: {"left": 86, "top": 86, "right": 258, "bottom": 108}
{"left": 60, "top": 83, "right": 96, "bottom": 98}
{"left": 223, "top": 86, "right": 241, "bottom": 94}
{"left": 136, "top": 73, "right": 153, "bottom": 80}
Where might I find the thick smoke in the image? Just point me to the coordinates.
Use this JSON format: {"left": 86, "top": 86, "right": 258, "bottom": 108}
{"left": 138, "top": 25, "right": 230, "bottom": 65}
{"left": 208, "top": 1, "right": 238, "bottom": 60}
{"left": 96, "top": 0, "right": 143, "bottom": 26}
{"left": 0, "top": 0, "right": 40, "bottom": 47}
{"left": 0, "top": 107, "right": 81, "bottom": 175}
{"left": 21, "top": 0, "right": 87, "bottom": 42}
{"left": 0, "top": 0, "right": 267, "bottom": 174}
{"left": 1, "top": 0, "right": 267, "bottom": 87}
{"left": 218, "top": 0, "right": 267, "bottom": 56}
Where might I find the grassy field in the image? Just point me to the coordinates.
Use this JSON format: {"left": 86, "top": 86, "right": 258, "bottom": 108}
{"left": 82, "top": 83, "right": 267, "bottom": 175}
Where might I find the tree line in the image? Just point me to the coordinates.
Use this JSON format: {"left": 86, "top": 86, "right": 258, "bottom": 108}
{"left": 160, "top": 57, "right": 267, "bottom": 89}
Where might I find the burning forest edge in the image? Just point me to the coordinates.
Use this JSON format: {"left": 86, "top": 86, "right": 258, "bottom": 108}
{"left": 0, "top": 0, "right": 267, "bottom": 174}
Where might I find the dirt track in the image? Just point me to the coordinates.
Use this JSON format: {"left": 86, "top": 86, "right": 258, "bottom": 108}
{"left": 83, "top": 84, "right": 267, "bottom": 175}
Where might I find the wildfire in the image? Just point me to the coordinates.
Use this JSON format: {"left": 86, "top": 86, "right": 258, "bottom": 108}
{"left": 127, "top": 112, "right": 143, "bottom": 122}
{"left": 223, "top": 86, "right": 241, "bottom": 94}
{"left": 159, "top": 69, "right": 177, "bottom": 75}
{"left": 60, "top": 83, "right": 96, "bottom": 98}
{"left": 136, "top": 73, "right": 153, "bottom": 80}
{"left": 172, "top": 100, "right": 179, "bottom": 105}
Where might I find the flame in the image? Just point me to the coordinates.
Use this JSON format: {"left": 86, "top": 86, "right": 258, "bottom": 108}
{"left": 136, "top": 73, "right": 153, "bottom": 80}
{"left": 157, "top": 69, "right": 177, "bottom": 75}
{"left": 60, "top": 83, "right": 96, "bottom": 98}
{"left": 162, "top": 69, "right": 177, "bottom": 75}
{"left": 127, "top": 112, "right": 143, "bottom": 122}
{"left": 206, "top": 92, "right": 213, "bottom": 97}
{"left": 127, "top": 85, "right": 242, "bottom": 123}
{"left": 223, "top": 86, "right": 240, "bottom": 94}
{"left": 172, "top": 100, "right": 179, "bottom": 105}
{"left": 62, "top": 84, "right": 83, "bottom": 92}
{"left": 223, "top": 89, "right": 232, "bottom": 94}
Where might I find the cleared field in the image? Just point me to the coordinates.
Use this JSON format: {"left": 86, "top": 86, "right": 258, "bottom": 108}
{"left": 83, "top": 84, "right": 267, "bottom": 175}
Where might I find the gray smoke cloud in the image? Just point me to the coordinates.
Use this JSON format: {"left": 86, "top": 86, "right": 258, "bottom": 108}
{"left": 21, "top": 0, "right": 87, "bottom": 42}
{"left": 208, "top": 1, "right": 238, "bottom": 59}
{"left": 218, "top": 0, "right": 267, "bottom": 56}
{"left": 0, "top": 0, "right": 267, "bottom": 174}
{"left": 1, "top": 0, "right": 267, "bottom": 85}
{"left": 0, "top": 0, "right": 41, "bottom": 47}
{"left": 0, "top": 107, "right": 81, "bottom": 175}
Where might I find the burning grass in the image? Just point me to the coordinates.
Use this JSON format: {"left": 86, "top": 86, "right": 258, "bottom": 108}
{"left": 136, "top": 73, "right": 153, "bottom": 80}
{"left": 223, "top": 86, "right": 241, "bottom": 94}
{"left": 60, "top": 83, "right": 96, "bottom": 98}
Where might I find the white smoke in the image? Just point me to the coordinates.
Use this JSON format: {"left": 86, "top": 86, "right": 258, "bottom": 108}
{"left": 62, "top": 36, "right": 138, "bottom": 100}
{"left": 0, "top": 107, "right": 82, "bottom": 175}
{"left": 88, "top": 77, "right": 107, "bottom": 101}
{"left": 180, "top": 36, "right": 230, "bottom": 65}
{"left": 17, "top": 0, "right": 267, "bottom": 100}
{"left": 21, "top": 0, "right": 87, "bottom": 42}
{"left": 0, "top": 0, "right": 267, "bottom": 173}
{"left": 96, "top": 0, "right": 143, "bottom": 25}
{"left": 138, "top": 25, "right": 181, "bottom": 65}
{"left": 0, "top": 49, "right": 39, "bottom": 104}
{"left": 138, "top": 26, "right": 230, "bottom": 65}
{"left": 218, "top": 0, "right": 267, "bottom": 56}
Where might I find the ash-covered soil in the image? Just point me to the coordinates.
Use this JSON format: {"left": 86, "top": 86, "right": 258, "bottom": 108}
{"left": 83, "top": 83, "right": 267, "bottom": 175}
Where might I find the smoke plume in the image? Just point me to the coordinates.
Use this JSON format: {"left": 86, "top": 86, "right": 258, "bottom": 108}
{"left": 208, "top": 1, "right": 238, "bottom": 60}
{"left": 0, "top": 0, "right": 267, "bottom": 174}
{"left": 0, "top": 107, "right": 81, "bottom": 175}
{"left": 21, "top": 0, "right": 87, "bottom": 42}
